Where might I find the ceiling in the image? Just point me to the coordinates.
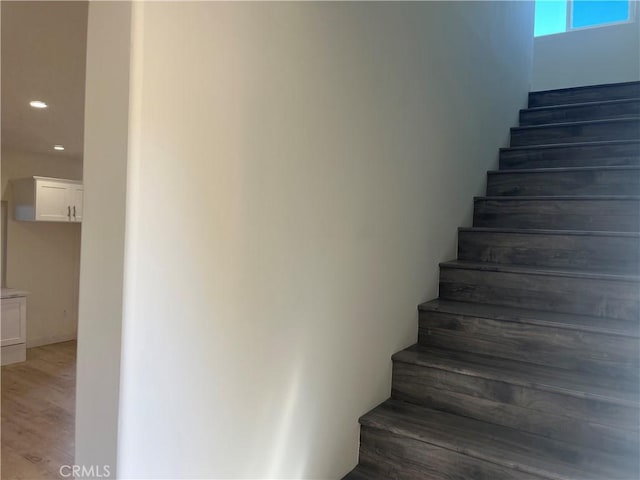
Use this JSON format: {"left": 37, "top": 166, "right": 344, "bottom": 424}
{"left": 2, "top": 1, "right": 88, "bottom": 161}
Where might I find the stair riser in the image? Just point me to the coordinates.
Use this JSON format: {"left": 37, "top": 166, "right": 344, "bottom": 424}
{"left": 486, "top": 169, "right": 640, "bottom": 196}
{"left": 391, "top": 363, "right": 639, "bottom": 454}
{"left": 473, "top": 198, "right": 640, "bottom": 232}
{"left": 500, "top": 142, "right": 640, "bottom": 170}
{"left": 439, "top": 267, "right": 639, "bottom": 320}
{"left": 359, "top": 426, "right": 544, "bottom": 480}
{"left": 529, "top": 83, "right": 640, "bottom": 108}
{"left": 520, "top": 101, "right": 640, "bottom": 126}
{"left": 418, "top": 310, "right": 639, "bottom": 379}
{"left": 511, "top": 120, "right": 640, "bottom": 147}
{"left": 458, "top": 230, "right": 640, "bottom": 274}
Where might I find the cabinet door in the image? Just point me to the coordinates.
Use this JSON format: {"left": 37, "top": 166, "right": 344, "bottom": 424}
{"left": 71, "top": 185, "right": 84, "bottom": 222}
{"left": 1, "top": 297, "right": 26, "bottom": 346}
{"left": 35, "top": 180, "right": 71, "bottom": 222}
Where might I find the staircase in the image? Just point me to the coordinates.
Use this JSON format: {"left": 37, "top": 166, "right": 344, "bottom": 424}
{"left": 344, "top": 81, "right": 640, "bottom": 480}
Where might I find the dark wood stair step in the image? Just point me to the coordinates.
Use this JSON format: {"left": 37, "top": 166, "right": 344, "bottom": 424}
{"left": 420, "top": 298, "right": 639, "bottom": 338}
{"left": 359, "top": 399, "right": 636, "bottom": 480}
{"left": 510, "top": 118, "right": 640, "bottom": 147}
{"left": 359, "top": 424, "right": 546, "bottom": 480}
{"left": 418, "top": 298, "right": 639, "bottom": 379}
{"left": 473, "top": 195, "right": 640, "bottom": 232}
{"left": 458, "top": 227, "right": 640, "bottom": 273}
{"left": 520, "top": 98, "right": 640, "bottom": 126}
{"left": 394, "top": 344, "right": 638, "bottom": 410}
{"left": 528, "top": 81, "right": 640, "bottom": 108}
{"left": 500, "top": 139, "right": 640, "bottom": 170}
{"left": 392, "top": 345, "right": 639, "bottom": 452}
{"left": 341, "top": 465, "right": 381, "bottom": 480}
{"left": 438, "top": 260, "right": 640, "bottom": 321}
{"left": 486, "top": 165, "right": 640, "bottom": 196}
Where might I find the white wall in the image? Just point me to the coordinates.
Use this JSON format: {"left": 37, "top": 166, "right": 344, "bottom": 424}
{"left": 111, "top": 2, "right": 534, "bottom": 478}
{"left": 1, "top": 150, "right": 82, "bottom": 347}
{"left": 533, "top": 19, "right": 640, "bottom": 90}
{"left": 75, "top": 2, "right": 131, "bottom": 477}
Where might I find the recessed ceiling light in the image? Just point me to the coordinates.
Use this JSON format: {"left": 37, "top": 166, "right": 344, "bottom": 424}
{"left": 53, "top": 145, "right": 65, "bottom": 151}
{"left": 29, "top": 100, "right": 48, "bottom": 109}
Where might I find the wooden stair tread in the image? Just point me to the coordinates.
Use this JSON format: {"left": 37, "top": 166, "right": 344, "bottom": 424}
{"left": 510, "top": 117, "right": 640, "bottom": 147}
{"left": 511, "top": 117, "right": 640, "bottom": 132}
{"left": 486, "top": 165, "right": 640, "bottom": 196}
{"left": 519, "top": 99, "right": 640, "bottom": 127}
{"left": 458, "top": 226, "right": 640, "bottom": 238}
{"left": 488, "top": 165, "right": 640, "bottom": 175}
{"left": 393, "top": 344, "right": 639, "bottom": 407}
{"left": 528, "top": 81, "right": 640, "bottom": 108}
{"left": 472, "top": 196, "right": 640, "bottom": 233}
{"left": 360, "top": 399, "right": 635, "bottom": 480}
{"left": 457, "top": 228, "right": 640, "bottom": 274}
{"left": 500, "top": 138, "right": 640, "bottom": 153}
{"left": 440, "top": 259, "right": 640, "bottom": 282}
{"left": 475, "top": 194, "right": 640, "bottom": 201}
{"left": 522, "top": 97, "right": 640, "bottom": 113}
{"left": 529, "top": 80, "right": 640, "bottom": 95}
{"left": 419, "top": 298, "right": 639, "bottom": 338}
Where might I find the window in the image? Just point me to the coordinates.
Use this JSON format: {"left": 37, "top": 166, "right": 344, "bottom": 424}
{"left": 534, "top": 0, "right": 634, "bottom": 37}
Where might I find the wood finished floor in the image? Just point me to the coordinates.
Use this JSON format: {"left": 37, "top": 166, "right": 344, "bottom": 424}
{"left": 1, "top": 341, "right": 76, "bottom": 480}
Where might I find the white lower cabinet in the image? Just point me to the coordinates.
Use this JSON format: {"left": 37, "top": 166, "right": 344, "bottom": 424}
{"left": 1, "top": 291, "right": 27, "bottom": 365}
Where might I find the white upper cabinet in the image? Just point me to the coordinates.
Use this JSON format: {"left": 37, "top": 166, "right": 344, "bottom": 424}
{"left": 34, "top": 179, "right": 71, "bottom": 221}
{"left": 13, "top": 176, "right": 84, "bottom": 223}
{"left": 69, "top": 184, "right": 84, "bottom": 222}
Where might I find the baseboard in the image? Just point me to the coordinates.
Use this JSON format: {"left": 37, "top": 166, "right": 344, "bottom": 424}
{"left": 28, "top": 332, "right": 77, "bottom": 348}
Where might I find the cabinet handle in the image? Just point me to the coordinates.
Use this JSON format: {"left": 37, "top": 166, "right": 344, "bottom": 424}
{"left": 68, "top": 206, "right": 71, "bottom": 217}
{"left": 73, "top": 206, "right": 76, "bottom": 218}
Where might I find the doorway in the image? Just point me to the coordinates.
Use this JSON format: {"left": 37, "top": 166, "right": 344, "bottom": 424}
{"left": 1, "top": 2, "right": 88, "bottom": 478}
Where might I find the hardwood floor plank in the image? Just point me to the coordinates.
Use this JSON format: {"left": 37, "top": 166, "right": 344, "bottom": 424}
{"left": 1, "top": 341, "right": 76, "bottom": 480}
